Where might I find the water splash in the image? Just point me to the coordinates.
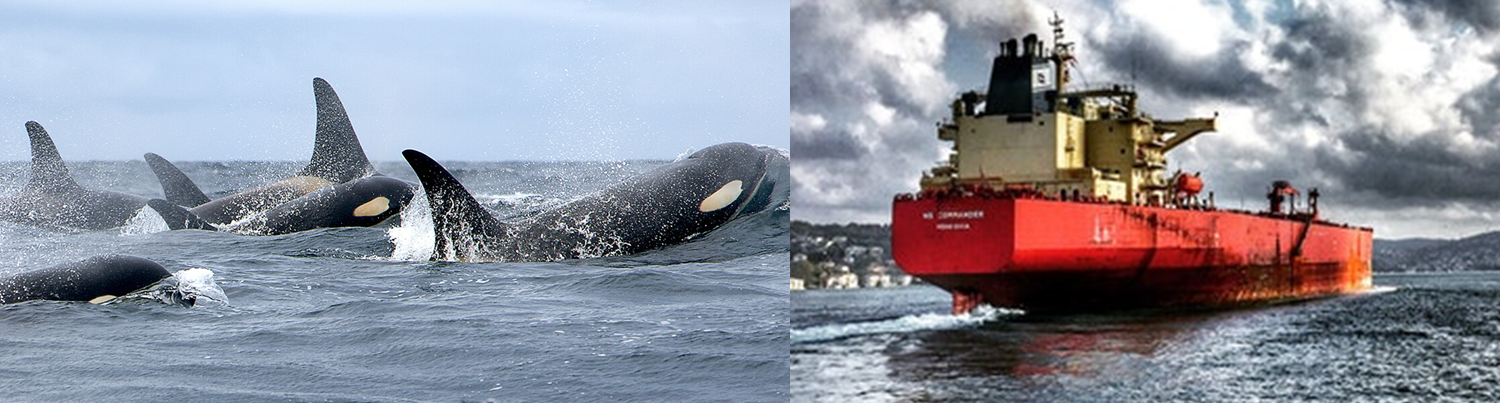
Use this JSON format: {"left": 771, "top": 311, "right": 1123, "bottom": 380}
{"left": 386, "top": 187, "right": 434, "bottom": 261}
{"left": 791, "top": 305, "right": 1017, "bottom": 344}
{"left": 473, "top": 192, "right": 545, "bottom": 206}
{"left": 119, "top": 206, "right": 168, "bottom": 236}
{"left": 672, "top": 147, "right": 695, "bottom": 162}
{"left": 174, "top": 268, "right": 228, "bottom": 306}
{"left": 119, "top": 267, "right": 228, "bottom": 307}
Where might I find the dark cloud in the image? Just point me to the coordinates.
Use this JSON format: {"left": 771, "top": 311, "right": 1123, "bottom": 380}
{"left": 791, "top": 127, "right": 867, "bottom": 161}
{"left": 1258, "top": 5, "right": 1500, "bottom": 209}
{"left": 1457, "top": 54, "right": 1500, "bottom": 141}
{"left": 1264, "top": 12, "right": 1379, "bottom": 129}
{"left": 1392, "top": 0, "right": 1500, "bottom": 33}
{"left": 1094, "top": 32, "right": 1277, "bottom": 101}
{"left": 1082, "top": 1, "right": 1500, "bottom": 231}
{"left": 790, "top": 1, "right": 937, "bottom": 117}
{"left": 1272, "top": 14, "right": 1375, "bottom": 72}
{"left": 1315, "top": 125, "right": 1500, "bottom": 205}
{"left": 790, "top": 4, "right": 860, "bottom": 113}
{"left": 794, "top": 0, "right": 1500, "bottom": 236}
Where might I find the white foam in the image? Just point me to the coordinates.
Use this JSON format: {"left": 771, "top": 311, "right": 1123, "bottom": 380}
{"left": 174, "top": 268, "right": 228, "bottom": 305}
{"left": 386, "top": 187, "right": 435, "bottom": 261}
{"left": 672, "top": 147, "right": 696, "bottom": 162}
{"left": 790, "top": 305, "right": 1016, "bottom": 344}
{"left": 119, "top": 206, "right": 169, "bottom": 236}
{"left": 493, "top": 192, "right": 542, "bottom": 204}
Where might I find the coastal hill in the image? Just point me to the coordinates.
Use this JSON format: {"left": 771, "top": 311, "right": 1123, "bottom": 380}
{"left": 1375, "top": 232, "right": 1500, "bottom": 272}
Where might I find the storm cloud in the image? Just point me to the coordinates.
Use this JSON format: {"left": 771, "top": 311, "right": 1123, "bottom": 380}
{"left": 793, "top": 0, "right": 1500, "bottom": 237}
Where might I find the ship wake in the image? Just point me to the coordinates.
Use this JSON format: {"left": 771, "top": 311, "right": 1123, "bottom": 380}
{"left": 791, "top": 305, "right": 1018, "bottom": 344}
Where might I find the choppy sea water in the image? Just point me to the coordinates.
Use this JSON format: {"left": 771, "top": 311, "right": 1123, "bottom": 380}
{"left": 0, "top": 159, "right": 789, "bottom": 402}
{"left": 793, "top": 273, "right": 1500, "bottom": 402}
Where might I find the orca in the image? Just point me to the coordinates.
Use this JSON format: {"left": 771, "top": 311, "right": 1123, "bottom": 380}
{"left": 147, "top": 77, "right": 389, "bottom": 224}
{"left": 401, "top": 142, "right": 788, "bottom": 262}
{"left": 149, "top": 175, "right": 414, "bottom": 235}
{"left": 145, "top": 77, "right": 415, "bottom": 235}
{"left": 0, "top": 122, "right": 150, "bottom": 230}
{"left": 0, "top": 255, "right": 170, "bottom": 304}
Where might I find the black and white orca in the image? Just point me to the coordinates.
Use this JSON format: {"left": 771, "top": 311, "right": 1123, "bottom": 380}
{"left": 149, "top": 175, "right": 413, "bottom": 235}
{"left": 0, "top": 122, "right": 150, "bottom": 230}
{"left": 0, "top": 255, "right": 170, "bottom": 304}
{"left": 401, "top": 142, "right": 788, "bottom": 262}
{"left": 146, "top": 78, "right": 414, "bottom": 235}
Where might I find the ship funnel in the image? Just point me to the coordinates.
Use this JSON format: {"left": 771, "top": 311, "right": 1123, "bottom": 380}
{"left": 1022, "top": 34, "right": 1039, "bottom": 57}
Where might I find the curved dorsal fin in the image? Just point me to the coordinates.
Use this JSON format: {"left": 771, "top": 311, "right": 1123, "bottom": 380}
{"left": 298, "top": 77, "right": 374, "bottom": 184}
{"left": 401, "top": 149, "right": 509, "bottom": 261}
{"left": 144, "top": 153, "right": 212, "bottom": 207}
{"left": 24, "top": 121, "right": 80, "bottom": 191}
{"left": 147, "top": 199, "right": 217, "bottom": 231}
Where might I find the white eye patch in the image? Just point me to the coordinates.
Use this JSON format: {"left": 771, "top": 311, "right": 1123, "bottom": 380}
{"left": 699, "top": 180, "right": 743, "bottom": 212}
{"left": 353, "top": 197, "right": 391, "bottom": 217}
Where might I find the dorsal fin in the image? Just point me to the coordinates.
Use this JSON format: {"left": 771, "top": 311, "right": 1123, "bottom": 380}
{"left": 298, "top": 77, "right": 374, "bottom": 184}
{"left": 146, "top": 199, "right": 217, "bottom": 231}
{"left": 401, "top": 149, "right": 509, "bottom": 261}
{"left": 24, "top": 121, "right": 80, "bottom": 191}
{"left": 144, "top": 153, "right": 212, "bottom": 207}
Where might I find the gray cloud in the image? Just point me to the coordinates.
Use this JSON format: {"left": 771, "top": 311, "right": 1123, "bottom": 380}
{"left": 790, "top": 127, "right": 867, "bottom": 161}
{"left": 1392, "top": 0, "right": 1500, "bottom": 33}
{"left": 793, "top": 0, "right": 1500, "bottom": 237}
{"left": 1315, "top": 125, "right": 1500, "bottom": 204}
{"left": 1094, "top": 33, "right": 1277, "bottom": 101}
{"left": 1457, "top": 55, "right": 1500, "bottom": 141}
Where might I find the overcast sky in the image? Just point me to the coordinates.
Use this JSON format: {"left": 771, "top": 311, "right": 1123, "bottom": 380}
{"left": 0, "top": 1, "right": 787, "bottom": 163}
{"left": 793, "top": 0, "right": 1500, "bottom": 240}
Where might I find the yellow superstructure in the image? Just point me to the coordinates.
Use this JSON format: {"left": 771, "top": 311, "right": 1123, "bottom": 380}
{"left": 921, "top": 15, "right": 1217, "bottom": 206}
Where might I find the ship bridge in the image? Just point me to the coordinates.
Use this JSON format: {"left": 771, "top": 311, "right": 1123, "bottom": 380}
{"left": 923, "top": 15, "right": 1217, "bottom": 207}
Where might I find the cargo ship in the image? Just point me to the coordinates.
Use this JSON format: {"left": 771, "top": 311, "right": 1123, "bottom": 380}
{"left": 891, "top": 15, "right": 1372, "bottom": 315}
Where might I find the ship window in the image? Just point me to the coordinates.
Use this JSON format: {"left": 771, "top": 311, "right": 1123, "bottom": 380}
{"left": 1119, "top": 148, "right": 1126, "bottom": 155}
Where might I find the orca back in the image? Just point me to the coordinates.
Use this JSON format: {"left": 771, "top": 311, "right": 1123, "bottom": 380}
{"left": 0, "top": 255, "right": 170, "bottom": 304}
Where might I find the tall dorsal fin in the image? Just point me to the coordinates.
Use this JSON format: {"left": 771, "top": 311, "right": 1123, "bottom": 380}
{"left": 401, "top": 149, "right": 509, "bottom": 261}
{"left": 298, "top": 77, "right": 374, "bottom": 184}
{"left": 144, "top": 153, "right": 212, "bottom": 207}
{"left": 24, "top": 121, "right": 80, "bottom": 191}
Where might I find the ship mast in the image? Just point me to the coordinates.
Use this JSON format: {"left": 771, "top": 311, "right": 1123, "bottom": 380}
{"left": 1049, "top": 12, "right": 1073, "bottom": 96}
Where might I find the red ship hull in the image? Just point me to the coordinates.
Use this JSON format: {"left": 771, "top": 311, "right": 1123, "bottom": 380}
{"left": 892, "top": 194, "right": 1373, "bottom": 314}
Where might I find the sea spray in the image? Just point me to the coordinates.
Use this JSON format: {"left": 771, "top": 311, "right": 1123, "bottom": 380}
{"left": 387, "top": 187, "right": 435, "bottom": 261}
{"left": 119, "top": 206, "right": 169, "bottom": 236}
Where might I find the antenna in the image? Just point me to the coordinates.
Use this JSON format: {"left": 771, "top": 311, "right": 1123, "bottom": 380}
{"left": 1048, "top": 11, "right": 1074, "bottom": 94}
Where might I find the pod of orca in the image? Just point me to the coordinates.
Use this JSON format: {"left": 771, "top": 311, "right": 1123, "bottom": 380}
{"left": 0, "top": 77, "right": 788, "bottom": 304}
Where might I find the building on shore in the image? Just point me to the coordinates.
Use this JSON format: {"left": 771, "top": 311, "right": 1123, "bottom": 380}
{"left": 821, "top": 264, "right": 860, "bottom": 290}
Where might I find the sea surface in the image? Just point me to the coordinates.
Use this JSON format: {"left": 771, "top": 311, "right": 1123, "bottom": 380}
{"left": 792, "top": 273, "right": 1500, "bottom": 402}
{"left": 0, "top": 158, "right": 789, "bottom": 402}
